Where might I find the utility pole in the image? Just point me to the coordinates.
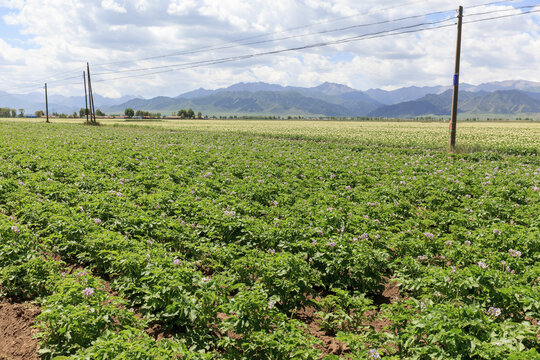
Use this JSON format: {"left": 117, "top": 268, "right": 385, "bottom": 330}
{"left": 87, "top": 62, "right": 96, "bottom": 123}
{"left": 450, "top": 6, "right": 463, "bottom": 149}
{"left": 83, "top": 71, "right": 89, "bottom": 123}
{"left": 45, "top": 83, "right": 50, "bottom": 123}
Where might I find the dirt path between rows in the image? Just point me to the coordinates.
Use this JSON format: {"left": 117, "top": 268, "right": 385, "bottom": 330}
{"left": 0, "top": 299, "right": 41, "bottom": 360}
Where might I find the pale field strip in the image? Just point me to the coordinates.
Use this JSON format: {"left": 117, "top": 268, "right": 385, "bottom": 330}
{"left": 1, "top": 118, "right": 539, "bottom": 150}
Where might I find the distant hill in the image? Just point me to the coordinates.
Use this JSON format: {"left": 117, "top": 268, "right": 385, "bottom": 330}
{"left": 364, "top": 80, "right": 540, "bottom": 106}
{"left": 368, "top": 90, "right": 540, "bottom": 117}
{"left": 462, "top": 80, "right": 540, "bottom": 93}
{"left": 2, "top": 80, "right": 540, "bottom": 117}
{"left": 0, "top": 91, "right": 137, "bottom": 114}
{"left": 365, "top": 85, "right": 451, "bottom": 105}
{"left": 367, "top": 100, "right": 445, "bottom": 118}
{"left": 104, "top": 82, "right": 382, "bottom": 116}
{"left": 106, "top": 90, "right": 358, "bottom": 116}
{"left": 461, "top": 90, "right": 540, "bottom": 114}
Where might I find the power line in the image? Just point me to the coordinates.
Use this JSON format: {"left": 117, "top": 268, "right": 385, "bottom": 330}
{"left": 91, "top": 0, "right": 445, "bottom": 68}
{"left": 2, "top": 0, "right": 437, "bottom": 88}
{"left": 465, "top": 7, "right": 540, "bottom": 23}
{"left": 92, "top": 2, "right": 539, "bottom": 80}
{"left": 91, "top": 0, "right": 518, "bottom": 69}
{"left": 90, "top": 6, "right": 540, "bottom": 84}
{"left": 91, "top": 23, "right": 457, "bottom": 83}
{"left": 0, "top": 7, "right": 460, "bottom": 89}
{"left": 95, "top": 14, "right": 454, "bottom": 69}
{"left": 0, "top": 0, "right": 432, "bottom": 87}
{"left": 466, "top": 4, "right": 539, "bottom": 17}
{"left": 0, "top": 0, "right": 522, "bottom": 92}
{"left": 0, "top": 86, "right": 44, "bottom": 99}
{"left": 469, "top": 0, "right": 518, "bottom": 7}
{"left": 0, "top": 74, "right": 83, "bottom": 93}
{"left": 0, "top": 0, "right": 533, "bottom": 94}
{"left": 93, "top": 17, "right": 457, "bottom": 78}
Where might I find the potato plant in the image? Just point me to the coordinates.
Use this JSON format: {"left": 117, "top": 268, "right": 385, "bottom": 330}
{"left": 0, "top": 120, "right": 538, "bottom": 359}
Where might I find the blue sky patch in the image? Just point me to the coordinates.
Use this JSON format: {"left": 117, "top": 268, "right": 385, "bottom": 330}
{"left": 0, "top": 7, "right": 37, "bottom": 49}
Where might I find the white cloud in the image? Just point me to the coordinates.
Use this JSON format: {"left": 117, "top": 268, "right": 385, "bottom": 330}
{"left": 0, "top": 0, "right": 538, "bottom": 98}
{"left": 167, "top": 0, "right": 197, "bottom": 15}
{"left": 134, "top": 0, "right": 150, "bottom": 12}
{"left": 101, "top": 0, "right": 127, "bottom": 13}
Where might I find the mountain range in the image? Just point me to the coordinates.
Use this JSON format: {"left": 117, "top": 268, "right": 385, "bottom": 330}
{"left": 2, "top": 80, "right": 540, "bottom": 118}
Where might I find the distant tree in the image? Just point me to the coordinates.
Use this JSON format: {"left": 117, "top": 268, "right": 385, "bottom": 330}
{"left": 35, "top": 110, "right": 44, "bottom": 117}
{"left": 0, "top": 107, "right": 12, "bottom": 117}
{"left": 18, "top": 108, "right": 24, "bottom": 117}
{"left": 11, "top": 109, "right": 16, "bottom": 118}
{"left": 79, "top": 108, "right": 87, "bottom": 118}
{"left": 96, "top": 109, "right": 105, "bottom": 116}
{"left": 72, "top": 112, "right": 78, "bottom": 118}
{"left": 177, "top": 109, "right": 187, "bottom": 118}
{"left": 187, "top": 108, "right": 195, "bottom": 118}
{"left": 124, "top": 108, "right": 134, "bottom": 118}
{"left": 135, "top": 110, "right": 157, "bottom": 118}
{"left": 197, "top": 111, "right": 202, "bottom": 118}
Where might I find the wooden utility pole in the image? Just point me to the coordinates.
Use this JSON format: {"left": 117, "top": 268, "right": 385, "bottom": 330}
{"left": 450, "top": 6, "right": 463, "bottom": 149}
{"left": 83, "top": 71, "right": 89, "bottom": 123}
{"left": 45, "top": 83, "right": 50, "bottom": 123}
{"left": 87, "top": 63, "right": 96, "bottom": 123}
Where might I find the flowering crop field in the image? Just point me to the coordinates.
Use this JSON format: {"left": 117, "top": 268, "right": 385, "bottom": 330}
{"left": 0, "top": 120, "right": 539, "bottom": 359}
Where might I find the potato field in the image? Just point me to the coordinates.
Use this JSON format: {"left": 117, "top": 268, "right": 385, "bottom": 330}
{"left": 0, "top": 120, "right": 539, "bottom": 359}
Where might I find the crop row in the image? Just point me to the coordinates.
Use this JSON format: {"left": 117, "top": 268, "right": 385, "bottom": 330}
{"left": 0, "top": 121, "right": 539, "bottom": 359}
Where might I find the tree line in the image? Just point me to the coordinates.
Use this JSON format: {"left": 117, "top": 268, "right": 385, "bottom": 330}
{"left": 0, "top": 108, "right": 24, "bottom": 118}
{"left": 123, "top": 108, "right": 203, "bottom": 119}
{"left": 176, "top": 108, "right": 202, "bottom": 119}
{"left": 123, "top": 108, "right": 162, "bottom": 119}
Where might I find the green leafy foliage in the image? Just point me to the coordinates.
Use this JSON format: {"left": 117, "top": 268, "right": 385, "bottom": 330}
{"left": 36, "top": 273, "right": 141, "bottom": 358}
{"left": 0, "top": 121, "right": 538, "bottom": 358}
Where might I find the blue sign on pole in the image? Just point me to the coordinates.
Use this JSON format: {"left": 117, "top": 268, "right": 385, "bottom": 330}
{"left": 453, "top": 73, "right": 459, "bottom": 86}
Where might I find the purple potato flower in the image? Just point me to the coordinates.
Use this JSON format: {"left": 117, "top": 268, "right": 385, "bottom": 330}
{"left": 369, "top": 348, "right": 381, "bottom": 359}
{"left": 488, "top": 306, "right": 501, "bottom": 317}
{"left": 508, "top": 249, "right": 522, "bottom": 257}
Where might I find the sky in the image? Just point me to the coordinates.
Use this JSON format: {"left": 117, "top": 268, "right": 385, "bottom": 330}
{"left": 0, "top": 0, "right": 539, "bottom": 98}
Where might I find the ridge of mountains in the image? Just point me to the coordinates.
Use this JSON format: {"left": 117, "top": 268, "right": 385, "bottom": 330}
{"left": 369, "top": 89, "right": 540, "bottom": 117}
{"left": 2, "top": 80, "right": 540, "bottom": 117}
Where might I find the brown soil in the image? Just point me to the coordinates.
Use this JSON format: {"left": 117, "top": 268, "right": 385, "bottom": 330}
{"left": 367, "top": 278, "right": 401, "bottom": 332}
{"left": 297, "top": 278, "right": 404, "bottom": 357}
{"left": 381, "top": 278, "right": 401, "bottom": 303}
{"left": 0, "top": 299, "right": 41, "bottom": 360}
{"left": 296, "top": 303, "right": 349, "bottom": 357}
